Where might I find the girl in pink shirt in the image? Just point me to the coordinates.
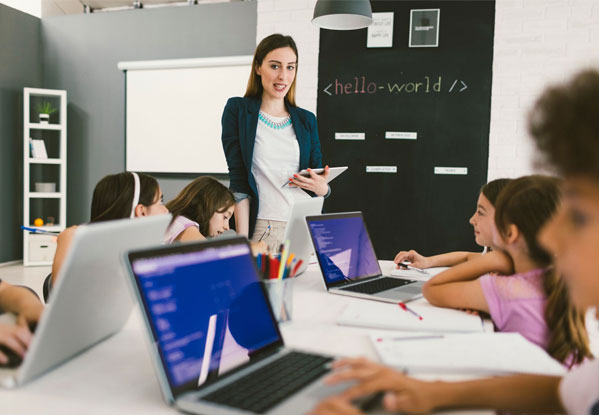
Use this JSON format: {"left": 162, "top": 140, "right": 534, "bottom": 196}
{"left": 423, "top": 175, "right": 591, "bottom": 366}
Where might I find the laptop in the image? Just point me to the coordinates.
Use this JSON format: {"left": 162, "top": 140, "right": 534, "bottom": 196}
{"left": 123, "top": 236, "right": 347, "bottom": 415}
{"left": 306, "top": 212, "right": 424, "bottom": 303}
{"left": 282, "top": 197, "right": 324, "bottom": 275}
{"left": 0, "top": 214, "right": 171, "bottom": 388}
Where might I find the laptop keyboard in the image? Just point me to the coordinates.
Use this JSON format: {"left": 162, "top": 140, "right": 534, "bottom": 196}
{"left": 201, "top": 351, "right": 332, "bottom": 414}
{"left": 341, "top": 277, "right": 416, "bottom": 295}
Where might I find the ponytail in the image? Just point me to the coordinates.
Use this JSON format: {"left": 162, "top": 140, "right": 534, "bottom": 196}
{"left": 542, "top": 267, "right": 591, "bottom": 366}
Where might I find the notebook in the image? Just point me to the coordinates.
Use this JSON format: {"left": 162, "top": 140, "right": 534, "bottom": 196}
{"left": 371, "top": 332, "right": 567, "bottom": 376}
{"left": 336, "top": 299, "right": 484, "bottom": 333}
{"left": 124, "top": 236, "right": 349, "bottom": 415}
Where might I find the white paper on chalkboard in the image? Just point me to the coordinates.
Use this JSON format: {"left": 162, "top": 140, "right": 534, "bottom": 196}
{"left": 386, "top": 131, "right": 417, "bottom": 140}
{"left": 434, "top": 167, "right": 468, "bottom": 175}
{"left": 335, "top": 132, "right": 365, "bottom": 140}
{"left": 366, "top": 166, "right": 397, "bottom": 173}
{"left": 120, "top": 56, "right": 252, "bottom": 174}
{"left": 367, "top": 12, "right": 394, "bottom": 48}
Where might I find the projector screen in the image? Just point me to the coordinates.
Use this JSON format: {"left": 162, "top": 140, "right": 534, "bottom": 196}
{"left": 120, "top": 56, "right": 252, "bottom": 173}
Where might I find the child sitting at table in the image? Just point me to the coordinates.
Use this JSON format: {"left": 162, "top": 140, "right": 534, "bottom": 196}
{"left": 51, "top": 172, "right": 169, "bottom": 286}
{"left": 423, "top": 175, "right": 590, "bottom": 366}
{"left": 394, "top": 178, "right": 511, "bottom": 269}
{"left": 164, "top": 177, "right": 267, "bottom": 254}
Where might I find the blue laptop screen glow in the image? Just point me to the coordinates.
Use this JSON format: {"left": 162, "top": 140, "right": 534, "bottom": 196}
{"left": 308, "top": 215, "right": 380, "bottom": 284}
{"left": 131, "top": 243, "right": 280, "bottom": 388}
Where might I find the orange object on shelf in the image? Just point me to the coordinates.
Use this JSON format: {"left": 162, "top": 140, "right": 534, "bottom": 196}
{"left": 33, "top": 218, "right": 44, "bottom": 227}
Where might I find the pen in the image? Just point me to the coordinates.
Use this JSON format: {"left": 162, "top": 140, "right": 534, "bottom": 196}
{"left": 290, "top": 259, "right": 303, "bottom": 278}
{"left": 257, "top": 225, "right": 271, "bottom": 242}
{"left": 398, "top": 261, "right": 429, "bottom": 274}
{"left": 20, "top": 225, "right": 60, "bottom": 235}
{"left": 398, "top": 302, "right": 423, "bottom": 320}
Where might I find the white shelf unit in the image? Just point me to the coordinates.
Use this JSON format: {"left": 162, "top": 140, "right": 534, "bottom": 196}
{"left": 23, "top": 87, "right": 67, "bottom": 266}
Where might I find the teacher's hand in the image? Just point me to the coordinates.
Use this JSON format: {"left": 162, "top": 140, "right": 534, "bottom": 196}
{"left": 288, "top": 166, "right": 330, "bottom": 196}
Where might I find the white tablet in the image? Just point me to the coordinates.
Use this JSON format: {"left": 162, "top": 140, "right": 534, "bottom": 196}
{"left": 282, "top": 166, "right": 348, "bottom": 187}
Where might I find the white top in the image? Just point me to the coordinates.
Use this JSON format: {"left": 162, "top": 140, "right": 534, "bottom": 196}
{"left": 251, "top": 113, "right": 310, "bottom": 221}
{"left": 559, "top": 358, "right": 599, "bottom": 414}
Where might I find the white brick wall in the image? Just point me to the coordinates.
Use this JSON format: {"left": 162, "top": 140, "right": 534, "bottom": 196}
{"left": 257, "top": 0, "right": 599, "bottom": 180}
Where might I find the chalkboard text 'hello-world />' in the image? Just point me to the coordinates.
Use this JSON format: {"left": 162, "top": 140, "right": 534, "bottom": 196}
{"left": 322, "top": 76, "right": 468, "bottom": 96}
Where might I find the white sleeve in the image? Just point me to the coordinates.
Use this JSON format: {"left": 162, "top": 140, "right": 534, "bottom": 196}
{"left": 559, "top": 359, "right": 599, "bottom": 414}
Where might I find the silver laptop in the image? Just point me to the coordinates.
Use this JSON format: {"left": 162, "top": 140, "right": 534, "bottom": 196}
{"left": 0, "top": 214, "right": 171, "bottom": 388}
{"left": 123, "top": 236, "right": 348, "bottom": 415}
{"left": 306, "top": 212, "right": 424, "bottom": 303}
{"left": 282, "top": 197, "right": 324, "bottom": 275}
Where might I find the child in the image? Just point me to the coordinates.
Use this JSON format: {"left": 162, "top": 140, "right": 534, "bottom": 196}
{"left": 51, "top": 172, "right": 168, "bottom": 285}
{"left": 164, "top": 176, "right": 235, "bottom": 243}
{"left": 394, "top": 178, "right": 511, "bottom": 269}
{"left": 0, "top": 279, "right": 44, "bottom": 366}
{"left": 423, "top": 175, "right": 590, "bottom": 365}
{"left": 164, "top": 177, "right": 268, "bottom": 254}
{"left": 312, "top": 69, "right": 599, "bottom": 415}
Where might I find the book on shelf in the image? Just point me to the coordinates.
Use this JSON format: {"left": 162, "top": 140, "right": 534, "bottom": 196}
{"left": 29, "top": 138, "right": 48, "bottom": 159}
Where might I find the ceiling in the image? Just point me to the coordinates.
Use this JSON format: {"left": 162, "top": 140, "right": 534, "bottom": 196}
{"left": 42, "top": 0, "right": 241, "bottom": 16}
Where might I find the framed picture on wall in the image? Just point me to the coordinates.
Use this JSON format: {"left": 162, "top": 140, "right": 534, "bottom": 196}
{"left": 409, "top": 9, "right": 440, "bottom": 48}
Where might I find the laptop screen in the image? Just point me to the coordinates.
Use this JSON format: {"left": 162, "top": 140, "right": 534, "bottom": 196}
{"left": 128, "top": 238, "right": 283, "bottom": 396}
{"left": 306, "top": 212, "right": 382, "bottom": 287}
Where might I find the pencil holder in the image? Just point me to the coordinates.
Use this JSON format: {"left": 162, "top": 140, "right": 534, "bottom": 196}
{"left": 262, "top": 278, "right": 294, "bottom": 323}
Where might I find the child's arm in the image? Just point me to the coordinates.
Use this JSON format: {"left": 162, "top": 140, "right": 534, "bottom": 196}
{"left": 175, "top": 226, "right": 206, "bottom": 243}
{"left": 0, "top": 281, "right": 44, "bottom": 325}
{"left": 422, "top": 250, "right": 513, "bottom": 312}
{"left": 393, "top": 250, "right": 482, "bottom": 269}
{"left": 51, "top": 226, "right": 77, "bottom": 285}
{"left": 234, "top": 198, "right": 250, "bottom": 237}
{"left": 313, "top": 358, "right": 564, "bottom": 415}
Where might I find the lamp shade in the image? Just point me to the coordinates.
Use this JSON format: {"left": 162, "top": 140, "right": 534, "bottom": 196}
{"left": 312, "top": 0, "right": 373, "bottom": 30}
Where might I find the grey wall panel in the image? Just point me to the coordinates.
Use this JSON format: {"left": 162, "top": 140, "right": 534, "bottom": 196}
{"left": 41, "top": 2, "right": 257, "bottom": 224}
{"left": 0, "top": 4, "right": 42, "bottom": 262}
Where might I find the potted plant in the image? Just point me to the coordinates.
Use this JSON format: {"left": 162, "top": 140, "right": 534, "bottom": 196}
{"left": 37, "top": 101, "right": 57, "bottom": 124}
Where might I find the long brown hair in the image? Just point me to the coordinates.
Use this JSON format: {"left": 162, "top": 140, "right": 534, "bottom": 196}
{"left": 494, "top": 175, "right": 591, "bottom": 365}
{"left": 480, "top": 178, "right": 512, "bottom": 206}
{"left": 166, "top": 176, "right": 235, "bottom": 236}
{"left": 90, "top": 172, "right": 160, "bottom": 222}
{"left": 244, "top": 34, "right": 298, "bottom": 106}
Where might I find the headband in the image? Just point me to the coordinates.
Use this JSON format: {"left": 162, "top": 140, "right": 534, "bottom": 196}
{"left": 130, "top": 172, "right": 140, "bottom": 218}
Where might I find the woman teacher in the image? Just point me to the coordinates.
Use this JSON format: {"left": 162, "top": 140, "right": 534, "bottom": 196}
{"left": 221, "top": 33, "right": 329, "bottom": 251}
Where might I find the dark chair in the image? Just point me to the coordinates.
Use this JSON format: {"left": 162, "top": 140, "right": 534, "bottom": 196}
{"left": 43, "top": 273, "right": 52, "bottom": 303}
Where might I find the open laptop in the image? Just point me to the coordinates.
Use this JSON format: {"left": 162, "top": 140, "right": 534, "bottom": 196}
{"left": 0, "top": 214, "right": 171, "bottom": 388}
{"left": 124, "top": 236, "right": 347, "bottom": 415}
{"left": 306, "top": 212, "right": 424, "bottom": 303}
{"left": 282, "top": 197, "right": 324, "bottom": 275}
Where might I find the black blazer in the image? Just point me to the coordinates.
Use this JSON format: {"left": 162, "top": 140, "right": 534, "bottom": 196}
{"left": 221, "top": 96, "right": 323, "bottom": 237}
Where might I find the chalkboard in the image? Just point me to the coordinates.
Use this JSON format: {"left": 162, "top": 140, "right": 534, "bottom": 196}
{"left": 317, "top": 1, "right": 495, "bottom": 259}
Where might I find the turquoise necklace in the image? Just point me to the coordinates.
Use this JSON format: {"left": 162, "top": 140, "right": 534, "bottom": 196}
{"left": 258, "top": 110, "right": 292, "bottom": 130}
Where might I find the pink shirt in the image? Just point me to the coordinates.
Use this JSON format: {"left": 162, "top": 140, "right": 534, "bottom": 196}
{"left": 479, "top": 269, "right": 549, "bottom": 350}
{"left": 163, "top": 216, "right": 199, "bottom": 245}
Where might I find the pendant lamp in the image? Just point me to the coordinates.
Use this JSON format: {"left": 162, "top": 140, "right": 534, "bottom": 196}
{"left": 312, "top": 0, "right": 373, "bottom": 30}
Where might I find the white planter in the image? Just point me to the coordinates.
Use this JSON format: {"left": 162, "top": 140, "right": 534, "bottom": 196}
{"left": 39, "top": 113, "right": 50, "bottom": 124}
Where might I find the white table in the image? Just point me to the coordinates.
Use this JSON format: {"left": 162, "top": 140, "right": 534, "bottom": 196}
{"left": 0, "top": 261, "right": 493, "bottom": 414}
